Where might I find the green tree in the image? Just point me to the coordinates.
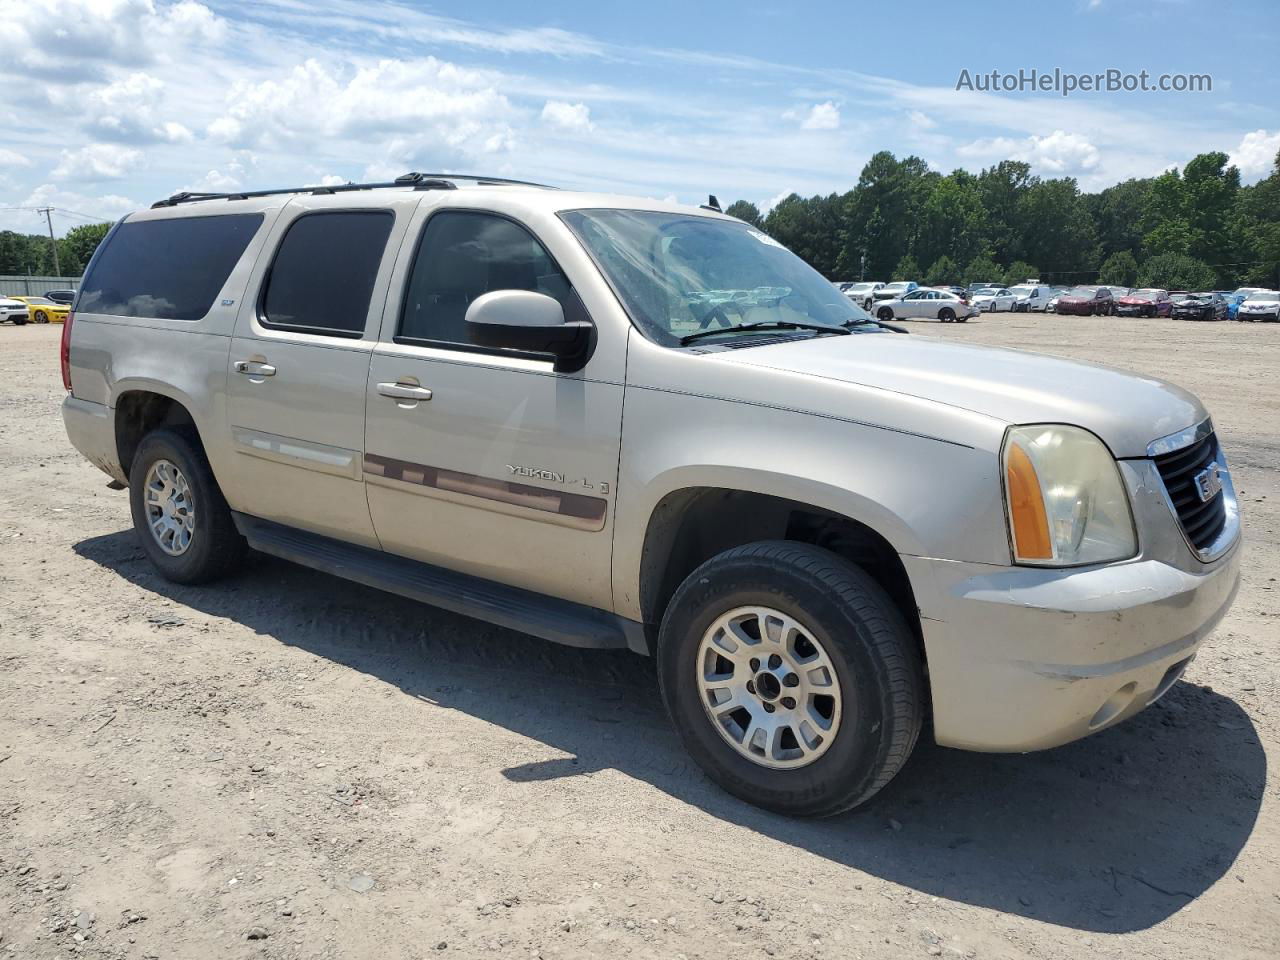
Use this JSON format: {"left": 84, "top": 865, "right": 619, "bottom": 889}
{"left": 915, "top": 171, "right": 990, "bottom": 270}
{"left": 1084, "top": 177, "right": 1151, "bottom": 262}
{"left": 963, "top": 254, "right": 1003, "bottom": 286}
{"left": 62, "top": 222, "right": 112, "bottom": 272}
{"left": 723, "top": 200, "right": 763, "bottom": 229}
{"left": 1002, "top": 260, "right": 1039, "bottom": 287}
{"left": 925, "top": 255, "right": 960, "bottom": 287}
{"left": 763, "top": 193, "right": 844, "bottom": 277}
{"left": 892, "top": 254, "right": 922, "bottom": 281}
{"left": 977, "top": 160, "right": 1035, "bottom": 265}
{"left": 840, "top": 152, "right": 934, "bottom": 280}
{"left": 1015, "top": 178, "right": 1100, "bottom": 280}
{"left": 1137, "top": 253, "right": 1216, "bottom": 291}
{"left": 1098, "top": 250, "right": 1139, "bottom": 287}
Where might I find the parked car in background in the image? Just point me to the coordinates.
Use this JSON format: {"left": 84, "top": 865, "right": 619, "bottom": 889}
{"left": 1054, "top": 286, "right": 1115, "bottom": 316}
{"left": 1100, "top": 285, "right": 1130, "bottom": 298}
{"left": 1045, "top": 287, "right": 1069, "bottom": 313}
{"left": 967, "top": 281, "right": 999, "bottom": 296}
{"left": 1172, "top": 292, "right": 1227, "bottom": 321}
{"left": 1008, "top": 283, "right": 1053, "bottom": 312}
{"left": 873, "top": 288, "right": 978, "bottom": 323}
{"left": 44, "top": 289, "right": 78, "bottom": 305}
{"left": 1114, "top": 289, "right": 1172, "bottom": 318}
{"left": 873, "top": 280, "right": 917, "bottom": 302}
{"left": 0, "top": 297, "right": 30, "bottom": 324}
{"left": 7, "top": 295, "right": 70, "bottom": 323}
{"left": 972, "top": 287, "right": 1016, "bottom": 312}
{"left": 1227, "top": 288, "right": 1266, "bottom": 320}
{"left": 1237, "top": 290, "right": 1280, "bottom": 322}
{"left": 842, "top": 281, "right": 885, "bottom": 310}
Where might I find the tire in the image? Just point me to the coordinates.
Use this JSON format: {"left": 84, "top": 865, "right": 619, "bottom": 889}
{"left": 938, "top": 307, "right": 955, "bottom": 323}
{"left": 13, "top": 314, "right": 26, "bottom": 326}
{"left": 35, "top": 310, "right": 48, "bottom": 323}
{"left": 863, "top": 298, "right": 873, "bottom": 311}
{"left": 877, "top": 307, "right": 894, "bottom": 322}
{"left": 128, "top": 427, "right": 246, "bottom": 584}
{"left": 657, "top": 541, "right": 924, "bottom": 817}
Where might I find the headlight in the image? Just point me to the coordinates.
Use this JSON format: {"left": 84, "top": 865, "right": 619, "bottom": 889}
{"left": 1002, "top": 424, "right": 1137, "bottom": 566}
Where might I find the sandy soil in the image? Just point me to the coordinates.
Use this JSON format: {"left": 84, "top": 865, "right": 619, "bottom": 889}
{"left": 1, "top": 315, "right": 1276, "bottom": 960}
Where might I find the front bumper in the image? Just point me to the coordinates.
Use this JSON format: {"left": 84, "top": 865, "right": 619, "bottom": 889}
{"left": 62, "top": 395, "right": 126, "bottom": 484}
{"left": 905, "top": 543, "right": 1240, "bottom": 752}
{"left": 1239, "top": 309, "right": 1279, "bottom": 321}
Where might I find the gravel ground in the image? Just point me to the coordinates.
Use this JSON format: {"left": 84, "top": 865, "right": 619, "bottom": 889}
{"left": 0, "top": 316, "right": 1276, "bottom": 960}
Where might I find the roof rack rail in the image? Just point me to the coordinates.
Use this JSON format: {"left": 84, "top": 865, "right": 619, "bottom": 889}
{"left": 151, "top": 172, "right": 556, "bottom": 209}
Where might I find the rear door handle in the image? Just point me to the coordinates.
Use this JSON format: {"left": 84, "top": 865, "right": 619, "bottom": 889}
{"left": 376, "top": 382, "right": 433, "bottom": 401}
{"left": 234, "top": 360, "right": 276, "bottom": 376}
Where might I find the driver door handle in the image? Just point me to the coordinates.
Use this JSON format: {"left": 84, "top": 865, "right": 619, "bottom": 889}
{"left": 234, "top": 360, "right": 276, "bottom": 376}
{"left": 377, "top": 382, "right": 433, "bottom": 401}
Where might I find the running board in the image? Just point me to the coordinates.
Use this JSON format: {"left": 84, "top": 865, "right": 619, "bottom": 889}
{"left": 232, "top": 513, "right": 649, "bottom": 654}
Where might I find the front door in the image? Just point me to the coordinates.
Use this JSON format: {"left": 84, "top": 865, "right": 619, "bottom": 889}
{"left": 223, "top": 200, "right": 410, "bottom": 547}
{"left": 363, "top": 208, "right": 623, "bottom": 610}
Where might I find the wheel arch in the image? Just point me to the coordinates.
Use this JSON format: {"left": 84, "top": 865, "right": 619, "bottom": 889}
{"left": 636, "top": 486, "right": 926, "bottom": 670}
{"left": 113, "top": 384, "right": 205, "bottom": 478}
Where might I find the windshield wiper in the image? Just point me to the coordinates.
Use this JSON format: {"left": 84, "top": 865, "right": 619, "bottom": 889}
{"left": 844, "top": 317, "right": 909, "bottom": 334}
{"left": 680, "top": 320, "right": 851, "bottom": 345}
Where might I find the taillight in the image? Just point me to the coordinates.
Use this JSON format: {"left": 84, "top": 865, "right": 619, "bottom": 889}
{"left": 60, "top": 311, "right": 74, "bottom": 392}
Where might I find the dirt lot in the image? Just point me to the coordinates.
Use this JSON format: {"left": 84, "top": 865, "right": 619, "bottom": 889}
{"left": 1, "top": 316, "right": 1277, "bottom": 960}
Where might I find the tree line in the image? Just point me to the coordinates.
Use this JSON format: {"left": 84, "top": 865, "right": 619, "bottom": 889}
{"left": 727, "top": 149, "right": 1280, "bottom": 292}
{"left": 0, "top": 222, "right": 112, "bottom": 277}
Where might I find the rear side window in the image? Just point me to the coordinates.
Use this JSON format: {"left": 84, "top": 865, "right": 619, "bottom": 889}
{"left": 78, "top": 213, "right": 262, "bottom": 321}
{"left": 261, "top": 211, "right": 393, "bottom": 337}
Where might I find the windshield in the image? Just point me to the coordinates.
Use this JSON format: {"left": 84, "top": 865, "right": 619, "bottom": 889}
{"left": 1125, "top": 291, "right": 1156, "bottom": 301}
{"left": 26, "top": 297, "right": 53, "bottom": 305}
{"left": 1245, "top": 291, "right": 1279, "bottom": 301}
{"left": 560, "top": 209, "right": 874, "bottom": 345}
{"left": 1066, "top": 287, "right": 1096, "bottom": 297}
{"left": 848, "top": 283, "right": 876, "bottom": 292}
{"left": 884, "top": 282, "right": 910, "bottom": 291}
{"left": 1231, "top": 288, "right": 1259, "bottom": 298}
{"left": 1007, "top": 286, "right": 1033, "bottom": 296}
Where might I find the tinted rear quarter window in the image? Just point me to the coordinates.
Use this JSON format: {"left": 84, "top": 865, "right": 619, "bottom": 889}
{"left": 261, "top": 211, "right": 393, "bottom": 337}
{"left": 79, "top": 214, "right": 263, "bottom": 321}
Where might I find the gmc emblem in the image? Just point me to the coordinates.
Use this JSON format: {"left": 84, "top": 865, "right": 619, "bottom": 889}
{"left": 1194, "top": 462, "right": 1224, "bottom": 503}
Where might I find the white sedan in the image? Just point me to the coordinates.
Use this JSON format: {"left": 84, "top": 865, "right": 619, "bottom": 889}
{"left": 973, "top": 287, "right": 1016, "bottom": 312}
{"left": 872, "top": 288, "right": 978, "bottom": 323}
{"left": 0, "top": 297, "right": 30, "bottom": 324}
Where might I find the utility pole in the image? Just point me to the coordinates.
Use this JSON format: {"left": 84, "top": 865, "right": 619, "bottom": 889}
{"left": 37, "top": 207, "right": 60, "bottom": 277}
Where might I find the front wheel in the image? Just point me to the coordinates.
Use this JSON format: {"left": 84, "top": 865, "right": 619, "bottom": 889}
{"left": 658, "top": 541, "right": 924, "bottom": 817}
{"left": 34, "top": 311, "right": 48, "bottom": 323}
{"left": 877, "top": 307, "right": 894, "bottom": 322}
{"left": 129, "top": 428, "right": 246, "bottom": 584}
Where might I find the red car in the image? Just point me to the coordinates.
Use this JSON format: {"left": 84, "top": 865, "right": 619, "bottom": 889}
{"left": 1054, "top": 285, "right": 1114, "bottom": 316}
{"left": 1113, "top": 288, "right": 1172, "bottom": 317}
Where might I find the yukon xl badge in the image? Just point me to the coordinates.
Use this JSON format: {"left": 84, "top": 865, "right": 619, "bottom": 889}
{"left": 1194, "top": 462, "right": 1223, "bottom": 503}
{"left": 506, "top": 464, "right": 609, "bottom": 495}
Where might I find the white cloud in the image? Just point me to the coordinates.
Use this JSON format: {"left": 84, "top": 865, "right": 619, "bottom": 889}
{"left": 541, "top": 100, "right": 594, "bottom": 133}
{"left": 907, "top": 110, "right": 936, "bottom": 130}
{"left": 51, "top": 144, "right": 145, "bottom": 180}
{"left": 205, "top": 57, "right": 516, "bottom": 168}
{"left": 1229, "top": 129, "right": 1280, "bottom": 181}
{"left": 84, "top": 72, "right": 194, "bottom": 144}
{"left": 958, "top": 130, "right": 1100, "bottom": 176}
{"left": 785, "top": 101, "right": 840, "bottom": 131}
{"left": 0, "top": 148, "right": 31, "bottom": 167}
{"left": 762, "top": 188, "right": 795, "bottom": 214}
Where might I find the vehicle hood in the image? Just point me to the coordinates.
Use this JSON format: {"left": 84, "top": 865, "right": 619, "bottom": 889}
{"left": 722, "top": 333, "right": 1205, "bottom": 458}
{"left": 1056, "top": 295, "right": 1091, "bottom": 304}
{"left": 1115, "top": 296, "right": 1151, "bottom": 305}
{"left": 1241, "top": 298, "right": 1280, "bottom": 308}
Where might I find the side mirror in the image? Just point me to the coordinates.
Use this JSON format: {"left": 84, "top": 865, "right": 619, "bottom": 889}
{"left": 466, "top": 290, "right": 593, "bottom": 372}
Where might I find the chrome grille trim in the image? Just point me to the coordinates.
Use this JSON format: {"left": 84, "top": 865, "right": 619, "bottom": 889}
{"left": 1148, "top": 418, "right": 1239, "bottom": 563}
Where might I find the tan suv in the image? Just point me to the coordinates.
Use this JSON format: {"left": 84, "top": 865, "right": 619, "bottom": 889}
{"left": 61, "top": 173, "right": 1241, "bottom": 816}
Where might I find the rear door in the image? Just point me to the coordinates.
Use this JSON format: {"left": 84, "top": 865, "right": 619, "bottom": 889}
{"left": 223, "top": 196, "right": 413, "bottom": 546}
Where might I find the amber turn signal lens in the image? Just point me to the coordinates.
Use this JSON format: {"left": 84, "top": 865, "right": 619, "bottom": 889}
{"left": 1005, "top": 441, "right": 1053, "bottom": 560}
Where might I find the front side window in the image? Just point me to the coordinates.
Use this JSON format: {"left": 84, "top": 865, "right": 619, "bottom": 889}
{"left": 560, "top": 209, "right": 873, "bottom": 346}
{"left": 79, "top": 213, "right": 263, "bottom": 321}
{"left": 261, "top": 211, "right": 393, "bottom": 336}
{"left": 399, "top": 211, "right": 577, "bottom": 347}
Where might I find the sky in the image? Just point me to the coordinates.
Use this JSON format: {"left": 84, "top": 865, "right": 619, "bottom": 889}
{"left": 1, "top": 0, "right": 1278, "bottom": 238}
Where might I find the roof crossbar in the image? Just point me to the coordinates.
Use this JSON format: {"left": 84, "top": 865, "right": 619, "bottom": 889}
{"left": 151, "top": 172, "right": 555, "bottom": 208}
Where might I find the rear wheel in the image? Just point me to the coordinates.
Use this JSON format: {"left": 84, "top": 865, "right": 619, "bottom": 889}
{"left": 658, "top": 541, "right": 923, "bottom": 817}
{"left": 938, "top": 307, "right": 955, "bottom": 323}
{"left": 129, "top": 428, "right": 246, "bottom": 584}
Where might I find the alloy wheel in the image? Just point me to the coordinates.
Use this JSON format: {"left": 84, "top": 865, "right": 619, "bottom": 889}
{"left": 143, "top": 458, "right": 196, "bottom": 556}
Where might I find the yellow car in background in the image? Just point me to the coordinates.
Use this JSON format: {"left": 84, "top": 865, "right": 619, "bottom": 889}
{"left": 9, "top": 296, "right": 70, "bottom": 323}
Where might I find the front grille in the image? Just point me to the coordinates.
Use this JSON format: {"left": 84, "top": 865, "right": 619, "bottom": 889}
{"left": 1153, "top": 432, "right": 1227, "bottom": 552}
